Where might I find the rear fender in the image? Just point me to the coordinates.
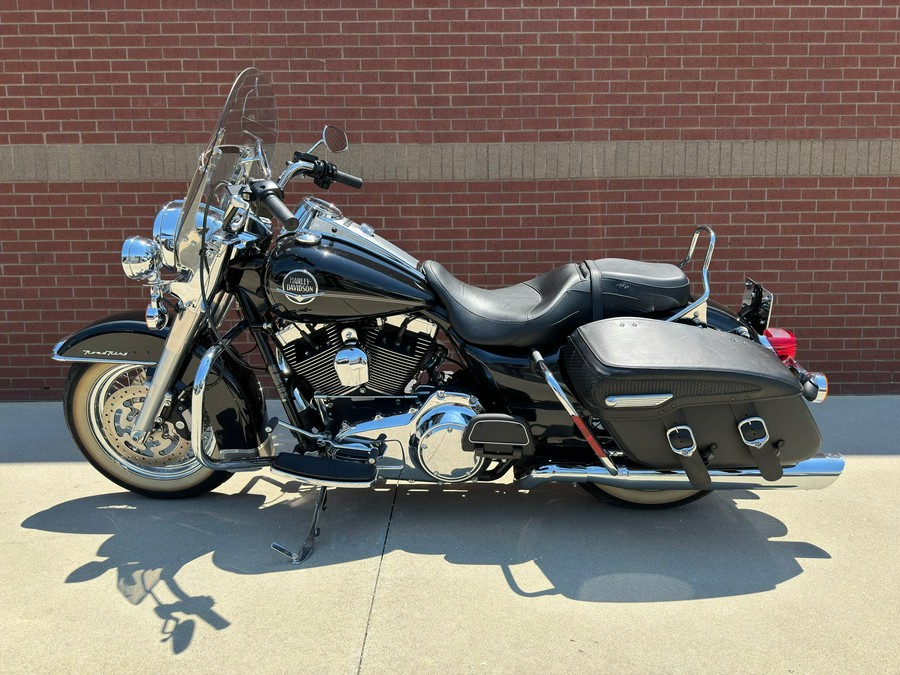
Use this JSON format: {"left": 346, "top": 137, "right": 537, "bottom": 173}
{"left": 54, "top": 310, "right": 268, "bottom": 453}
{"left": 705, "top": 299, "right": 759, "bottom": 337}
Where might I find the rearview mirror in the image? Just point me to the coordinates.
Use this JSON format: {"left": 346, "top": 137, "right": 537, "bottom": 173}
{"left": 308, "top": 126, "right": 349, "bottom": 155}
{"left": 323, "top": 125, "right": 348, "bottom": 153}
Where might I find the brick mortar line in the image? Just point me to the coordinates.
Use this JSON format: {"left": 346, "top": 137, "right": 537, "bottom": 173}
{"left": 2, "top": 139, "right": 899, "bottom": 183}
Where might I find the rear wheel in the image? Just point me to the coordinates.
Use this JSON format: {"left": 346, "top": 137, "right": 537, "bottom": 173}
{"left": 580, "top": 483, "right": 710, "bottom": 509}
{"left": 64, "top": 362, "right": 231, "bottom": 498}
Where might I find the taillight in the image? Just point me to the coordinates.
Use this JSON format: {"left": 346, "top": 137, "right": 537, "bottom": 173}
{"left": 764, "top": 327, "right": 797, "bottom": 363}
{"left": 765, "top": 327, "right": 828, "bottom": 403}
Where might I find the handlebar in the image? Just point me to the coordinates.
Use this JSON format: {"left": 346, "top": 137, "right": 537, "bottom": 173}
{"left": 262, "top": 192, "right": 299, "bottom": 230}
{"left": 331, "top": 167, "right": 364, "bottom": 189}
{"left": 247, "top": 179, "right": 299, "bottom": 230}
{"left": 277, "top": 153, "right": 363, "bottom": 191}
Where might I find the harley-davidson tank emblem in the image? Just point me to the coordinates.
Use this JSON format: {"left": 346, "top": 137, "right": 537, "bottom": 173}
{"left": 282, "top": 270, "right": 320, "bottom": 305}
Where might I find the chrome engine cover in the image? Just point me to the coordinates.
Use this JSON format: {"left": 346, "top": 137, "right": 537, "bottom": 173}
{"left": 411, "top": 401, "right": 483, "bottom": 483}
{"left": 333, "top": 390, "right": 486, "bottom": 483}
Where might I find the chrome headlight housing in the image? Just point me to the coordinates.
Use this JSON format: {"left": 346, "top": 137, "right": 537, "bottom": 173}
{"left": 151, "top": 199, "right": 229, "bottom": 273}
{"left": 152, "top": 200, "right": 183, "bottom": 270}
{"left": 121, "top": 236, "right": 162, "bottom": 280}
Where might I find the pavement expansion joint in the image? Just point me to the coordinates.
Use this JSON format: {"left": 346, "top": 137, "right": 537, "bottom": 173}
{"left": 356, "top": 484, "right": 399, "bottom": 675}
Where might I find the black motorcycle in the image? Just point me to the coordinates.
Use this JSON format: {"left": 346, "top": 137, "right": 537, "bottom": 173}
{"left": 54, "top": 69, "right": 842, "bottom": 563}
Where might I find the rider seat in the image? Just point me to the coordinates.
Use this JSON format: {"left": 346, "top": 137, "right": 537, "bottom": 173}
{"left": 421, "top": 259, "right": 691, "bottom": 348}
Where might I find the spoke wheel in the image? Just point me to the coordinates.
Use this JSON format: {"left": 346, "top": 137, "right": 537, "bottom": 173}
{"left": 64, "top": 362, "right": 231, "bottom": 498}
{"left": 580, "top": 482, "right": 711, "bottom": 509}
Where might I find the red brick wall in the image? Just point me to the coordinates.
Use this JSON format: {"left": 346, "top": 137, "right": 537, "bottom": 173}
{"left": 1, "top": 1, "right": 899, "bottom": 398}
{"left": 3, "top": 2, "right": 900, "bottom": 144}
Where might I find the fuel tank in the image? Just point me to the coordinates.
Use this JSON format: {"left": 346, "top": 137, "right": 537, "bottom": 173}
{"left": 264, "top": 232, "right": 435, "bottom": 321}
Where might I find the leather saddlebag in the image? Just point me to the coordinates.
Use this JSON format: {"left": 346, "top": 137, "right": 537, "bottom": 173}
{"left": 562, "top": 318, "right": 821, "bottom": 471}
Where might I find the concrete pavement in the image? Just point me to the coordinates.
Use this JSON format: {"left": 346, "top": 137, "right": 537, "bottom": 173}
{"left": 0, "top": 397, "right": 898, "bottom": 674}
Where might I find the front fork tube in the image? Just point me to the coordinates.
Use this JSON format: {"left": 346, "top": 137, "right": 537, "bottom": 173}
{"left": 130, "top": 304, "right": 206, "bottom": 443}
{"left": 130, "top": 264, "right": 233, "bottom": 444}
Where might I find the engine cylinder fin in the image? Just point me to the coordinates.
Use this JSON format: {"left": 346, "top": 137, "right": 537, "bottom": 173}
{"left": 282, "top": 324, "right": 347, "bottom": 395}
{"left": 366, "top": 344, "right": 432, "bottom": 394}
{"left": 280, "top": 317, "right": 438, "bottom": 397}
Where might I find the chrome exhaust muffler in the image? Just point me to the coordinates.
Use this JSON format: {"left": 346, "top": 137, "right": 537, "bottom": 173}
{"left": 516, "top": 453, "right": 844, "bottom": 491}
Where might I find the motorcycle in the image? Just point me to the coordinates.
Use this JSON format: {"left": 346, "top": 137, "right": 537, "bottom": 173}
{"left": 53, "top": 69, "right": 843, "bottom": 564}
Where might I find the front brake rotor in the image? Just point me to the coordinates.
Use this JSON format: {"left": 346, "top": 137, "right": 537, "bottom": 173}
{"left": 101, "top": 385, "right": 192, "bottom": 467}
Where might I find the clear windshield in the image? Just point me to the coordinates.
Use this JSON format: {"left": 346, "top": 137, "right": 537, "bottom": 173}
{"left": 173, "top": 68, "right": 277, "bottom": 271}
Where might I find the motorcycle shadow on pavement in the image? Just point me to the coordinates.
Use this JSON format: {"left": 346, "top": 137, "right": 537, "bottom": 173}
{"left": 387, "top": 483, "right": 831, "bottom": 603}
{"left": 20, "top": 481, "right": 375, "bottom": 655}
{"left": 21, "top": 479, "right": 829, "bottom": 652}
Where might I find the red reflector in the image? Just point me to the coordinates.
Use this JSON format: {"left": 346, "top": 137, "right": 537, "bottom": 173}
{"left": 764, "top": 327, "right": 797, "bottom": 363}
{"left": 571, "top": 414, "right": 611, "bottom": 461}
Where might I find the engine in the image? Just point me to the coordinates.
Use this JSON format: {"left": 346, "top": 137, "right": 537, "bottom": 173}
{"left": 275, "top": 314, "right": 439, "bottom": 396}
{"left": 276, "top": 314, "right": 489, "bottom": 484}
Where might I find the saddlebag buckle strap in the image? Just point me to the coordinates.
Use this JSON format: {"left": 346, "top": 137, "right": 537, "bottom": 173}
{"left": 664, "top": 420, "right": 711, "bottom": 490}
{"left": 738, "top": 417, "right": 769, "bottom": 449}
{"left": 666, "top": 425, "right": 697, "bottom": 457}
{"left": 737, "top": 415, "right": 783, "bottom": 481}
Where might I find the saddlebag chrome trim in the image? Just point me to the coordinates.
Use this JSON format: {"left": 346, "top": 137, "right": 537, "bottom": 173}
{"left": 515, "top": 453, "right": 844, "bottom": 491}
{"left": 605, "top": 393, "right": 674, "bottom": 408}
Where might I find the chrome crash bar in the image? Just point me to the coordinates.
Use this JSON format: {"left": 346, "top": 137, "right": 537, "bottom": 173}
{"left": 531, "top": 349, "right": 619, "bottom": 476}
{"left": 191, "top": 343, "right": 274, "bottom": 471}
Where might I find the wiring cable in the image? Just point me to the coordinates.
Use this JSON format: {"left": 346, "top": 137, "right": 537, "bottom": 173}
{"left": 198, "top": 181, "right": 268, "bottom": 374}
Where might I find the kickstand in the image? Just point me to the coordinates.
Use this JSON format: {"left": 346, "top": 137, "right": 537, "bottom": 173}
{"left": 272, "top": 486, "right": 328, "bottom": 565}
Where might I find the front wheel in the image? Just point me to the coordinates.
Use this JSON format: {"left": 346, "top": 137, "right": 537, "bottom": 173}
{"left": 580, "top": 483, "right": 710, "bottom": 509}
{"left": 64, "top": 362, "right": 231, "bottom": 498}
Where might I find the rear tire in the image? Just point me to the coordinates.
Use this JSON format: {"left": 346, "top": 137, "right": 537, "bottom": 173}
{"left": 580, "top": 483, "right": 711, "bottom": 509}
{"left": 64, "top": 362, "right": 231, "bottom": 499}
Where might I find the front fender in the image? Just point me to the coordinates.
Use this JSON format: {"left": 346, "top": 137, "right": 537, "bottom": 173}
{"left": 54, "top": 310, "right": 268, "bottom": 454}
{"left": 53, "top": 311, "right": 167, "bottom": 365}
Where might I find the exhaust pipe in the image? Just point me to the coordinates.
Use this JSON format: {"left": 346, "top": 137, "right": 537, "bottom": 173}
{"left": 516, "top": 453, "right": 844, "bottom": 491}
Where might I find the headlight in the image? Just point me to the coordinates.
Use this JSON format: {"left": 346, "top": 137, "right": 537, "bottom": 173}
{"left": 152, "top": 200, "right": 182, "bottom": 269}
{"left": 121, "top": 236, "right": 161, "bottom": 280}
{"left": 156, "top": 199, "right": 226, "bottom": 272}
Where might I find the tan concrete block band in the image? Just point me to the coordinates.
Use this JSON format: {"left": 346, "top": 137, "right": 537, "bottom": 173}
{"left": 3, "top": 140, "right": 899, "bottom": 183}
